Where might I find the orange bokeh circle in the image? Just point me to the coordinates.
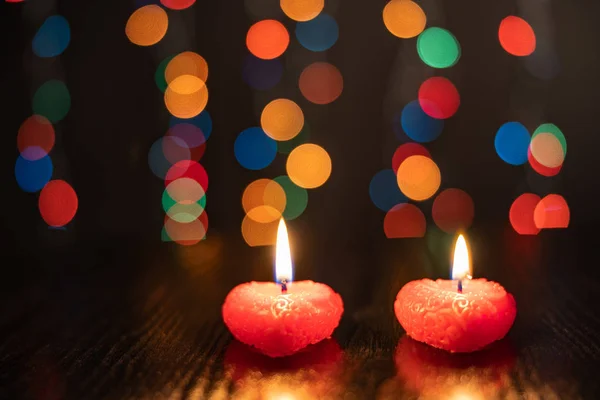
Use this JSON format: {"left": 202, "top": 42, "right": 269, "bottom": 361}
{"left": 241, "top": 216, "right": 279, "bottom": 246}
{"left": 246, "top": 19, "right": 290, "bottom": 60}
{"left": 299, "top": 62, "right": 343, "bottom": 105}
{"left": 242, "top": 179, "right": 287, "bottom": 222}
{"left": 533, "top": 194, "right": 570, "bottom": 229}
{"left": 286, "top": 144, "right": 332, "bottom": 189}
{"left": 165, "top": 51, "right": 208, "bottom": 86}
{"left": 260, "top": 98, "right": 304, "bottom": 141}
{"left": 396, "top": 155, "right": 441, "bottom": 201}
{"left": 383, "top": 0, "right": 426, "bottom": 39}
{"left": 280, "top": 0, "right": 324, "bottom": 22}
{"left": 125, "top": 5, "right": 169, "bottom": 47}
{"left": 164, "top": 75, "right": 208, "bottom": 119}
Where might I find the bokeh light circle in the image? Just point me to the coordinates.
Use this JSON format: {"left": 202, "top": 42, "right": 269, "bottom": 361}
{"left": 243, "top": 54, "right": 283, "bottom": 90}
{"left": 242, "top": 179, "right": 287, "bottom": 223}
{"left": 161, "top": 0, "right": 196, "bottom": 10}
{"left": 17, "top": 115, "right": 55, "bottom": 161}
{"left": 170, "top": 111, "right": 213, "bottom": 141}
{"left": 299, "top": 62, "right": 343, "bottom": 105}
{"left": 533, "top": 123, "right": 566, "bottom": 156}
{"left": 534, "top": 194, "right": 570, "bottom": 229}
{"left": 164, "top": 215, "right": 207, "bottom": 246}
{"left": 418, "top": 77, "right": 460, "bottom": 119}
{"left": 498, "top": 16, "right": 536, "bottom": 57}
{"left": 246, "top": 19, "right": 290, "bottom": 60}
{"left": 494, "top": 122, "right": 530, "bottom": 165}
{"left": 432, "top": 188, "right": 474, "bottom": 233}
{"left": 280, "top": 0, "right": 324, "bottom": 22}
{"left": 286, "top": 143, "right": 332, "bottom": 189}
{"left": 528, "top": 148, "right": 561, "bottom": 177}
{"left": 384, "top": 203, "right": 426, "bottom": 238}
{"left": 392, "top": 143, "right": 431, "bottom": 173}
{"left": 260, "top": 98, "right": 304, "bottom": 141}
{"left": 166, "top": 177, "right": 206, "bottom": 203}
{"left": 370, "top": 169, "right": 408, "bottom": 212}
{"left": 417, "top": 27, "right": 461, "bottom": 68}
{"left": 295, "top": 14, "right": 339, "bottom": 52}
{"left": 382, "top": 0, "right": 426, "bottom": 39}
{"left": 15, "top": 155, "right": 53, "bottom": 193}
{"left": 166, "top": 123, "right": 207, "bottom": 159}
{"left": 241, "top": 216, "right": 278, "bottom": 247}
{"left": 509, "top": 193, "right": 541, "bottom": 235}
{"left": 167, "top": 202, "right": 205, "bottom": 223}
{"left": 234, "top": 127, "right": 277, "bottom": 170}
{"left": 400, "top": 100, "right": 444, "bottom": 143}
{"left": 165, "top": 160, "right": 209, "bottom": 190}
{"left": 148, "top": 137, "right": 191, "bottom": 180}
{"left": 32, "top": 15, "right": 70, "bottom": 58}
{"left": 164, "top": 75, "right": 208, "bottom": 119}
{"left": 125, "top": 5, "right": 169, "bottom": 47}
{"left": 38, "top": 180, "right": 78, "bottom": 227}
{"left": 274, "top": 175, "right": 308, "bottom": 220}
{"left": 396, "top": 155, "right": 441, "bottom": 201}
{"left": 32, "top": 80, "right": 71, "bottom": 123}
{"left": 165, "top": 51, "right": 208, "bottom": 86}
{"left": 530, "top": 133, "right": 565, "bottom": 168}
{"left": 162, "top": 186, "right": 206, "bottom": 215}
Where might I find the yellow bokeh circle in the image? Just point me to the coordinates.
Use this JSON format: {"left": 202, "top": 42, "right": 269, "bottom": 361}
{"left": 280, "top": 0, "right": 324, "bottom": 22}
{"left": 397, "top": 155, "right": 441, "bottom": 201}
{"left": 286, "top": 143, "right": 332, "bottom": 189}
{"left": 261, "top": 98, "right": 304, "bottom": 141}
{"left": 530, "top": 132, "right": 565, "bottom": 168}
{"left": 383, "top": 0, "right": 426, "bottom": 39}
{"left": 125, "top": 5, "right": 169, "bottom": 46}
{"left": 165, "top": 51, "right": 209, "bottom": 86}
{"left": 164, "top": 75, "right": 208, "bottom": 119}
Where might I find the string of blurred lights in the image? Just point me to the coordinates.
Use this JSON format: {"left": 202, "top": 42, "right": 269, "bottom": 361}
{"left": 495, "top": 13, "right": 569, "bottom": 233}
{"left": 126, "top": 2, "right": 211, "bottom": 246}
{"left": 237, "top": 1, "right": 340, "bottom": 246}
{"left": 14, "top": 3, "right": 79, "bottom": 229}
{"left": 372, "top": 0, "right": 472, "bottom": 238}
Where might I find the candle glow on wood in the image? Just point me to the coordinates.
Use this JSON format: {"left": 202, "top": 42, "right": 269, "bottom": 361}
{"left": 452, "top": 234, "right": 471, "bottom": 280}
{"left": 275, "top": 218, "right": 293, "bottom": 283}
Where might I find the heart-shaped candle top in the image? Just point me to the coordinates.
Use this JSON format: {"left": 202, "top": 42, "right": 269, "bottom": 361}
{"left": 395, "top": 278, "right": 516, "bottom": 353}
{"left": 223, "top": 280, "right": 344, "bottom": 357}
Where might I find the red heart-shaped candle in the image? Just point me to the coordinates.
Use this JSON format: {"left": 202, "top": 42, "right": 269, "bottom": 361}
{"left": 395, "top": 278, "right": 516, "bottom": 353}
{"left": 222, "top": 280, "right": 343, "bottom": 357}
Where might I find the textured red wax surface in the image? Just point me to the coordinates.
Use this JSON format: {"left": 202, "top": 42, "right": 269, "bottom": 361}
{"left": 222, "top": 281, "right": 344, "bottom": 357}
{"left": 394, "top": 279, "right": 516, "bottom": 353}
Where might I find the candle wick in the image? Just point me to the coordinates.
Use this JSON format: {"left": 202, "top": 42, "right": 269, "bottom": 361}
{"left": 457, "top": 279, "right": 463, "bottom": 293}
{"left": 281, "top": 279, "right": 288, "bottom": 293}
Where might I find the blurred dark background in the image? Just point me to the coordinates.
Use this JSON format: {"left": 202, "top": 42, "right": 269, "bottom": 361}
{"left": 1, "top": 0, "right": 600, "bottom": 398}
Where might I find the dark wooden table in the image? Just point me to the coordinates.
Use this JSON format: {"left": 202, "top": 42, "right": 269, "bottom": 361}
{"left": 2, "top": 225, "right": 600, "bottom": 399}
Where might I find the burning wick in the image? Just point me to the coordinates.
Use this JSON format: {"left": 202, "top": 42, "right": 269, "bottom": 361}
{"left": 281, "top": 279, "right": 288, "bottom": 293}
{"left": 457, "top": 279, "right": 463, "bottom": 293}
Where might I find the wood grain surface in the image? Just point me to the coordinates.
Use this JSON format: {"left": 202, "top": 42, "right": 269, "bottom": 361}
{"left": 1, "top": 227, "right": 599, "bottom": 399}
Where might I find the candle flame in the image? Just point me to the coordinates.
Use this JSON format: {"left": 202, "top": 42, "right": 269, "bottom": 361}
{"left": 275, "top": 218, "right": 293, "bottom": 283}
{"left": 452, "top": 234, "right": 471, "bottom": 280}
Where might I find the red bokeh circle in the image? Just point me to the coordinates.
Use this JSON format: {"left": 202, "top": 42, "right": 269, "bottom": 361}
{"left": 509, "top": 193, "right": 541, "bottom": 235}
{"left": 384, "top": 203, "right": 426, "bottom": 238}
{"left": 17, "top": 115, "right": 55, "bottom": 161}
{"left": 498, "top": 16, "right": 536, "bottom": 57}
{"left": 432, "top": 188, "right": 475, "bottom": 233}
{"left": 418, "top": 77, "right": 460, "bottom": 119}
{"left": 392, "top": 143, "right": 431, "bottom": 173}
{"left": 38, "top": 180, "right": 78, "bottom": 227}
{"left": 165, "top": 160, "right": 209, "bottom": 191}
